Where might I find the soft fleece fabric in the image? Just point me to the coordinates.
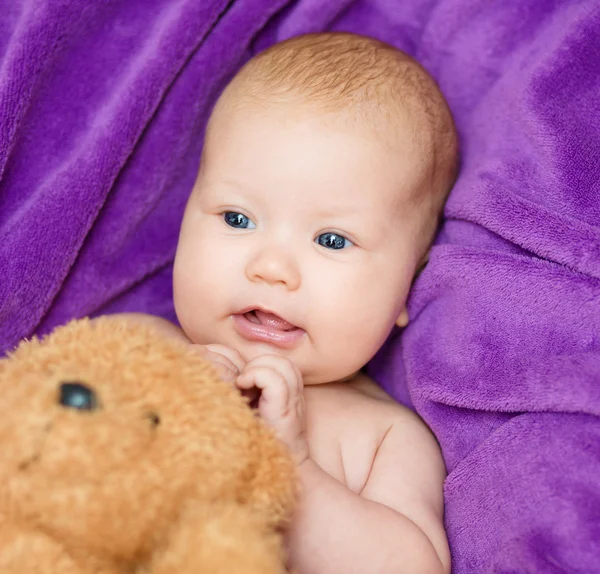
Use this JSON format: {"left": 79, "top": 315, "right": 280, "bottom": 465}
{"left": 1, "top": 1, "right": 599, "bottom": 571}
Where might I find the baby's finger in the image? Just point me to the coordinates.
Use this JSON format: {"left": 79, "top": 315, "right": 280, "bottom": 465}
{"left": 238, "top": 366, "right": 290, "bottom": 421}
{"left": 193, "top": 346, "right": 239, "bottom": 383}
{"left": 241, "top": 354, "right": 301, "bottom": 393}
{"left": 208, "top": 357, "right": 239, "bottom": 384}
{"left": 235, "top": 371, "right": 259, "bottom": 390}
{"left": 204, "top": 344, "right": 245, "bottom": 372}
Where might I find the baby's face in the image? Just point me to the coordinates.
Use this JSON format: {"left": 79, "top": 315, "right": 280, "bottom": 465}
{"left": 174, "top": 103, "right": 428, "bottom": 384}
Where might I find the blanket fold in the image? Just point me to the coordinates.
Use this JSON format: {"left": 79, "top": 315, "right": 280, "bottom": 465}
{"left": 1, "top": 1, "right": 599, "bottom": 572}
{"left": 368, "top": 1, "right": 600, "bottom": 570}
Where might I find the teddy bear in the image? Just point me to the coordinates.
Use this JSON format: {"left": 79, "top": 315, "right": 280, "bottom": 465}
{"left": 0, "top": 316, "right": 297, "bottom": 573}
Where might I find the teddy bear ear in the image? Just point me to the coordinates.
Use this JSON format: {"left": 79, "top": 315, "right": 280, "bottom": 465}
{"left": 0, "top": 353, "right": 10, "bottom": 374}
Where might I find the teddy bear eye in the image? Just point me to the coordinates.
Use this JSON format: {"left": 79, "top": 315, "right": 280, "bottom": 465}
{"left": 59, "top": 381, "right": 99, "bottom": 411}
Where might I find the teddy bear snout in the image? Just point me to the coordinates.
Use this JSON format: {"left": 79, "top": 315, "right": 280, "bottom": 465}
{"left": 59, "top": 381, "right": 99, "bottom": 412}
{"left": 145, "top": 411, "right": 161, "bottom": 427}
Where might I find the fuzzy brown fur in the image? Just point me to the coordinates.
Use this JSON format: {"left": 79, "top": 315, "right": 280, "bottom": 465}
{"left": 0, "top": 317, "right": 296, "bottom": 573}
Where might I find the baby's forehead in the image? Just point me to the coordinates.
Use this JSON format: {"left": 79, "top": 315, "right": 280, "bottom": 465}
{"left": 205, "top": 96, "right": 433, "bottom": 211}
{"left": 216, "top": 63, "right": 446, "bottom": 185}
{"left": 214, "top": 85, "right": 427, "bottom": 160}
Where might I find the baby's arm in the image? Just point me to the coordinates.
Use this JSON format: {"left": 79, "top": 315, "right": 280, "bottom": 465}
{"left": 290, "top": 408, "right": 450, "bottom": 574}
{"left": 237, "top": 355, "right": 450, "bottom": 574}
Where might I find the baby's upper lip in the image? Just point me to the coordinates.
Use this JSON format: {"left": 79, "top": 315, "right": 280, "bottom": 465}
{"left": 235, "top": 306, "right": 302, "bottom": 331}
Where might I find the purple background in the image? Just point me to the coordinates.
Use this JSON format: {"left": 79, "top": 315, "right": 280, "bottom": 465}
{"left": 1, "top": 1, "right": 599, "bottom": 571}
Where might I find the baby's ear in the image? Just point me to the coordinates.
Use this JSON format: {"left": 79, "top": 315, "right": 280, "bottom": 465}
{"left": 396, "top": 251, "right": 431, "bottom": 329}
{"left": 395, "top": 307, "right": 409, "bottom": 328}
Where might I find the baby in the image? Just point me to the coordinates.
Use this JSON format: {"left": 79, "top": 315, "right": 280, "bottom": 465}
{"left": 124, "top": 33, "right": 458, "bottom": 573}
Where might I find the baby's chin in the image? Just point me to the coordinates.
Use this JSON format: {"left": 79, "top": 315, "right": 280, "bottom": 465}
{"left": 331, "top": 370, "right": 361, "bottom": 383}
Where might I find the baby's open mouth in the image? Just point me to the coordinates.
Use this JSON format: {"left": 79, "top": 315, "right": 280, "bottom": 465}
{"left": 243, "top": 309, "right": 298, "bottom": 332}
{"left": 233, "top": 309, "right": 305, "bottom": 349}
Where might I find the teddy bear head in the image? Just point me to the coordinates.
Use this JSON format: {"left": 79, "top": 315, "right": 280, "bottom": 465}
{"left": 0, "top": 317, "right": 283, "bottom": 561}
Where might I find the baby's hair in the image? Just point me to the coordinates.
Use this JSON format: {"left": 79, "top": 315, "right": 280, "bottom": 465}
{"left": 219, "top": 32, "right": 459, "bottom": 246}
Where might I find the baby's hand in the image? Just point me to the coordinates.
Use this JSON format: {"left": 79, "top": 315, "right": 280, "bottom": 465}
{"left": 194, "top": 343, "right": 245, "bottom": 385}
{"left": 236, "top": 355, "right": 308, "bottom": 465}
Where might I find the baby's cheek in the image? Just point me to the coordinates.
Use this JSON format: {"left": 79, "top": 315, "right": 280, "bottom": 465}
{"left": 335, "top": 307, "right": 392, "bottom": 365}
{"left": 173, "top": 279, "right": 215, "bottom": 345}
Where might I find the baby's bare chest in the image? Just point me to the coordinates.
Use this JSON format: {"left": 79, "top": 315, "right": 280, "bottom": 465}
{"left": 303, "top": 379, "right": 396, "bottom": 494}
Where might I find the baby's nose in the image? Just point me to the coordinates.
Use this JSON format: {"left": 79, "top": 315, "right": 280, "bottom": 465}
{"left": 245, "top": 246, "right": 300, "bottom": 290}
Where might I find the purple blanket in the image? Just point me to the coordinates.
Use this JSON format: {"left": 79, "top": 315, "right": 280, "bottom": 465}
{"left": 1, "top": 0, "right": 599, "bottom": 571}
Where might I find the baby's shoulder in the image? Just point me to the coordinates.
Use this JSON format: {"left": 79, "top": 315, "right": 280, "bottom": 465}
{"left": 303, "top": 374, "right": 420, "bottom": 492}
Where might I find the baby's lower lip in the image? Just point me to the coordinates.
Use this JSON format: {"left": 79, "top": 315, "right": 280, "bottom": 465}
{"left": 232, "top": 313, "right": 305, "bottom": 349}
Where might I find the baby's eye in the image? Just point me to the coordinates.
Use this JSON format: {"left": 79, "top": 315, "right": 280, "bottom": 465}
{"left": 223, "top": 211, "right": 256, "bottom": 229}
{"left": 315, "top": 232, "right": 353, "bottom": 250}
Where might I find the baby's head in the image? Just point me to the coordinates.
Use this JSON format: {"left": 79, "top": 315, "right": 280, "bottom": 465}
{"left": 174, "top": 33, "right": 458, "bottom": 384}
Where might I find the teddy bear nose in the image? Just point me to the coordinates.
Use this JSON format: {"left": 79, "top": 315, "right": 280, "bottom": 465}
{"left": 59, "top": 381, "right": 99, "bottom": 411}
